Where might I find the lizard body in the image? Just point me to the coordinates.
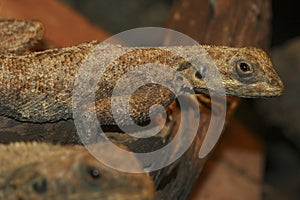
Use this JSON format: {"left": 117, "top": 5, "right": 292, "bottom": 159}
{"left": 0, "top": 142, "right": 155, "bottom": 200}
{"left": 0, "top": 19, "right": 44, "bottom": 54}
{"left": 0, "top": 20, "right": 284, "bottom": 124}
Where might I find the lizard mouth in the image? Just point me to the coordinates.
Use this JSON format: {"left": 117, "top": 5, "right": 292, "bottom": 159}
{"left": 255, "top": 76, "right": 285, "bottom": 98}
{"left": 264, "top": 86, "right": 284, "bottom": 97}
{"left": 178, "top": 86, "right": 209, "bottom": 96}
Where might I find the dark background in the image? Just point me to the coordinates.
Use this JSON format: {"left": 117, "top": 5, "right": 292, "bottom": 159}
{"left": 271, "top": 0, "right": 300, "bottom": 46}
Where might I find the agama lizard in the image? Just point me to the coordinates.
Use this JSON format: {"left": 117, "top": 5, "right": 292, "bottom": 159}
{"left": 0, "top": 142, "right": 155, "bottom": 200}
{"left": 0, "top": 19, "right": 284, "bottom": 125}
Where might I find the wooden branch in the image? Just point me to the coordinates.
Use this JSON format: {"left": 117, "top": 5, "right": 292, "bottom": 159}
{"left": 166, "top": 0, "right": 271, "bottom": 49}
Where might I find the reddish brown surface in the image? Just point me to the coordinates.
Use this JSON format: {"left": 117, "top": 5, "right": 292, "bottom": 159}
{"left": 189, "top": 118, "right": 264, "bottom": 200}
{"left": 0, "top": 0, "right": 109, "bottom": 47}
{"left": 166, "top": 0, "right": 271, "bottom": 49}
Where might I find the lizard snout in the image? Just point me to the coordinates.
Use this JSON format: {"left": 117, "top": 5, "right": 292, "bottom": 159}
{"left": 267, "top": 74, "right": 284, "bottom": 96}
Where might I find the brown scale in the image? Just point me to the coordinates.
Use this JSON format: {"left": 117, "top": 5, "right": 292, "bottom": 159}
{"left": 0, "top": 142, "right": 155, "bottom": 200}
{"left": 0, "top": 20, "right": 284, "bottom": 125}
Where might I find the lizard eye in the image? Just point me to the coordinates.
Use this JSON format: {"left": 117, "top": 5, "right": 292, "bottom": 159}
{"left": 236, "top": 60, "right": 254, "bottom": 78}
{"left": 234, "top": 59, "right": 259, "bottom": 84}
{"left": 80, "top": 164, "right": 102, "bottom": 187}
{"left": 88, "top": 167, "right": 101, "bottom": 180}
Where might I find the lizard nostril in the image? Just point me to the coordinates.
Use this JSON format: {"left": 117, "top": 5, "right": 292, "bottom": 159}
{"left": 270, "top": 76, "right": 284, "bottom": 93}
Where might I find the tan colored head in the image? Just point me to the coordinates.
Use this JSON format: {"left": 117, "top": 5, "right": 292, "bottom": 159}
{"left": 177, "top": 45, "right": 284, "bottom": 98}
{"left": 0, "top": 143, "right": 155, "bottom": 200}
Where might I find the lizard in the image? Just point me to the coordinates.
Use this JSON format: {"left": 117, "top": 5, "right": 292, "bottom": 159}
{"left": 0, "top": 19, "right": 44, "bottom": 54}
{"left": 0, "top": 142, "right": 155, "bottom": 200}
{"left": 0, "top": 19, "right": 284, "bottom": 125}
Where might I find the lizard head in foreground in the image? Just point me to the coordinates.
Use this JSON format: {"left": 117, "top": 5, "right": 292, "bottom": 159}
{"left": 176, "top": 45, "right": 284, "bottom": 98}
{"left": 0, "top": 142, "right": 155, "bottom": 200}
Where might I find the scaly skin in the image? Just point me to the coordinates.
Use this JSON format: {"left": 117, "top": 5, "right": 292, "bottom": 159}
{"left": 0, "top": 19, "right": 44, "bottom": 54}
{"left": 0, "top": 20, "right": 284, "bottom": 125}
{"left": 0, "top": 142, "right": 155, "bottom": 200}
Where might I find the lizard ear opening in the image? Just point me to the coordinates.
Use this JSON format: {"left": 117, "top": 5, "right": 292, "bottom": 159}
{"left": 195, "top": 71, "right": 203, "bottom": 79}
{"left": 194, "top": 65, "right": 207, "bottom": 80}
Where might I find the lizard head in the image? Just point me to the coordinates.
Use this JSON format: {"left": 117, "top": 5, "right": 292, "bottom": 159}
{"left": 1, "top": 144, "right": 155, "bottom": 200}
{"left": 178, "top": 45, "right": 284, "bottom": 98}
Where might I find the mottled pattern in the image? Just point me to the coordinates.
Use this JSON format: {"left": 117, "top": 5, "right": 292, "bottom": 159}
{"left": 0, "top": 142, "right": 155, "bottom": 200}
{"left": 0, "top": 19, "right": 44, "bottom": 54}
{"left": 0, "top": 20, "right": 284, "bottom": 125}
{"left": 203, "top": 45, "right": 284, "bottom": 97}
